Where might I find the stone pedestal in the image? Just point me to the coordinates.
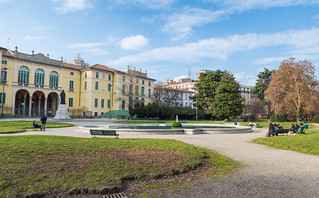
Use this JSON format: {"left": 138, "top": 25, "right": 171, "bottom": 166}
{"left": 54, "top": 104, "right": 70, "bottom": 119}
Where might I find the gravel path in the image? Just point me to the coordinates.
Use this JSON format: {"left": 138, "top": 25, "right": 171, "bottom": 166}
{"left": 1, "top": 120, "right": 319, "bottom": 197}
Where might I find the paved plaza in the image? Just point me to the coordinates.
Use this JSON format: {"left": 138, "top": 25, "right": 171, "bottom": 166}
{"left": 1, "top": 119, "right": 319, "bottom": 197}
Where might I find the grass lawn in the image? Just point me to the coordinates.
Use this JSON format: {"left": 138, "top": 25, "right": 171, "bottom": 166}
{"left": 0, "top": 121, "right": 74, "bottom": 133}
{"left": 114, "top": 120, "right": 227, "bottom": 124}
{"left": 0, "top": 136, "right": 239, "bottom": 197}
{"left": 253, "top": 129, "right": 319, "bottom": 155}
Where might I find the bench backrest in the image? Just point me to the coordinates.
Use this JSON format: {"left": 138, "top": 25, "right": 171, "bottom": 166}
{"left": 276, "top": 129, "right": 289, "bottom": 133}
{"left": 102, "top": 130, "right": 117, "bottom": 135}
{"left": 90, "top": 130, "right": 104, "bottom": 135}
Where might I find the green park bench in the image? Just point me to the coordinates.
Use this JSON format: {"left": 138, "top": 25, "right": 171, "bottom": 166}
{"left": 90, "top": 129, "right": 119, "bottom": 138}
{"left": 274, "top": 129, "right": 289, "bottom": 136}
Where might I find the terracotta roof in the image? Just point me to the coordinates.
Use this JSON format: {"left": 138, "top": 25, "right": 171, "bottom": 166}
{"left": 63, "top": 62, "right": 83, "bottom": 70}
{"left": 88, "top": 64, "right": 126, "bottom": 73}
{"left": 2, "top": 50, "right": 14, "bottom": 57}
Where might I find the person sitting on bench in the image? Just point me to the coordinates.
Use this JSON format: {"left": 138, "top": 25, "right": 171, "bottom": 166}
{"left": 32, "top": 120, "right": 41, "bottom": 129}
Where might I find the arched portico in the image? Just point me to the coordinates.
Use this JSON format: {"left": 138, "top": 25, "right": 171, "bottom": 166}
{"left": 31, "top": 91, "right": 45, "bottom": 117}
{"left": 14, "top": 89, "right": 30, "bottom": 117}
{"left": 47, "top": 92, "right": 59, "bottom": 117}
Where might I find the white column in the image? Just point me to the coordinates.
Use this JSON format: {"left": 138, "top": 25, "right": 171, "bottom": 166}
{"left": 44, "top": 96, "right": 47, "bottom": 116}
{"left": 28, "top": 95, "right": 32, "bottom": 116}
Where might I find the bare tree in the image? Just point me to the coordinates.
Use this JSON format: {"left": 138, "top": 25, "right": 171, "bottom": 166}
{"left": 153, "top": 87, "right": 181, "bottom": 106}
{"left": 265, "top": 58, "right": 319, "bottom": 121}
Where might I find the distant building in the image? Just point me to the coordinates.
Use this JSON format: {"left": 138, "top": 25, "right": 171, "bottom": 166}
{"left": 70, "top": 54, "right": 89, "bottom": 68}
{"left": 0, "top": 46, "right": 155, "bottom": 118}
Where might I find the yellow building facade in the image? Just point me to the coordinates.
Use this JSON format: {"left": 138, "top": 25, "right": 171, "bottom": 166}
{"left": 0, "top": 47, "right": 155, "bottom": 118}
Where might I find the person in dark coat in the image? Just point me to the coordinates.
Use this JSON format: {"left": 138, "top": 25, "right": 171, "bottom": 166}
{"left": 40, "top": 114, "right": 47, "bottom": 131}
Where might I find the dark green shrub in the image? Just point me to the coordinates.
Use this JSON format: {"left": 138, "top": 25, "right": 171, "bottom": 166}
{"left": 171, "top": 122, "right": 182, "bottom": 128}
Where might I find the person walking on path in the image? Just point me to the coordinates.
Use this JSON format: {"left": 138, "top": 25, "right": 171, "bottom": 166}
{"left": 40, "top": 114, "right": 47, "bottom": 131}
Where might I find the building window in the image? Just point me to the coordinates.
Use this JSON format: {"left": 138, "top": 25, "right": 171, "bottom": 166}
{"left": 135, "top": 86, "right": 139, "bottom": 95}
{"left": 94, "top": 98, "right": 98, "bottom": 108}
{"left": 108, "top": 75, "right": 111, "bottom": 81}
{"left": 122, "top": 100, "right": 125, "bottom": 110}
{"left": 108, "top": 83, "right": 111, "bottom": 92}
{"left": 84, "top": 81, "right": 87, "bottom": 90}
{"left": 0, "top": 92, "right": 6, "bottom": 104}
{"left": 1, "top": 69, "right": 7, "bottom": 83}
{"left": 148, "top": 81, "right": 151, "bottom": 86}
{"left": 122, "top": 84, "right": 126, "bottom": 94}
{"left": 68, "top": 98, "right": 73, "bottom": 107}
{"left": 142, "top": 80, "right": 144, "bottom": 85}
{"left": 101, "top": 99, "right": 105, "bottom": 108}
{"left": 49, "top": 71, "right": 59, "bottom": 88}
{"left": 18, "top": 66, "right": 29, "bottom": 85}
{"left": 102, "top": 73, "right": 105, "bottom": 79}
{"left": 94, "top": 112, "right": 98, "bottom": 117}
{"left": 2, "top": 60, "right": 7, "bottom": 64}
{"left": 96, "top": 72, "right": 99, "bottom": 79}
{"left": 129, "top": 84, "right": 133, "bottom": 94}
{"left": 107, "top": 99, "right": 111, "bottom": 108}
{"left": 34, "top": 69, "right": 44, "bottom": 87}
{"left": 148, "top": 89, "right": 151, "bottom": 97}
{"left": 136, "top": 79, "right": 139, "bottom": 83}
{"left": 70, "top": 72, "right": 74, "bottom": 76}
{"left": 69, "top": 80, "right": 74, "bottom": 91}
{"left": 85, "top": 72, "right": 87, "bottom": 78}
{"left": 141, "top": 87, "right": 145, "bottom": 96}
{"left": 141, "top": 98, "right": 145, "bottom": 104}
{"left": 95, "top": 81, "right": 99, "bottom": 90}
{"left": 122, "top": 76, "right": 126, "bottom": 82}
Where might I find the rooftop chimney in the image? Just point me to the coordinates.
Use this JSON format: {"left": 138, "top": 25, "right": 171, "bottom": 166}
{"left": 61, "top": 57, "right": 63, "bottom": 62}
{"left": 15, "top": 46, "right": 18, "bottom": 52}
{"left": 47, "top": 54, "right": 49, "bottom": 58}
{"left": 32, "top": 50, "right": 34, "bottom": 55}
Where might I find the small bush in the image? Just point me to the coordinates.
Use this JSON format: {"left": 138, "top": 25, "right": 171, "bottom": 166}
{"left": 171, "top": 122, "right": 182, "bottom": 128}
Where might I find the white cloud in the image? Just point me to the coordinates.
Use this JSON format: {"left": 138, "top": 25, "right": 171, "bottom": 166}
{"left": 119, "top": 35, "right": 149, "bottom": 50}
{"left": 108, "top": 28, "right": 319, "bottom": 65}
{"left": 114, "top": 0, "right": 176, "bottom": 9}
{"left": 0, "top": 0, "right": 10, "bottom": 4}
{"left": 211, "top": 0, "right": 319, "bottom": 12}
{"left": 162, "top": 1, "right": 319, "bottom": 39}
{"left": 24, "top": 35, "right": 43, "bottom": 40}
{"left": 162, "top": 8, "right": 227, "bottom": 40}
{"left": 51, "top": 0, "right": 91, "bottom": 13}
{"left": 254, "top": 56, "right": 288, "bottom": 65}
{"left": 67, "top": 42, "right": 108, "bottom": 55}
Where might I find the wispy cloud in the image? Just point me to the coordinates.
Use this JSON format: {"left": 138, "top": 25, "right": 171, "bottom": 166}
{"left": 210, "top": 0, "right": 319, "bottom": 12}
{"left": 51, "top": 0, "right": 91, "bottom": 13}
{"left": 119, "top": 35, "right": 149, "bottom": 50}
{"left": 162, "top": 0, "right": 319, "bottom": 40}
{"left": 162, "top": 8, "right": 227, "bottom": 40}
{"left": 255, "top": 55, "right": 319, "bottom": 65}
{"left": 67, "top": 42, "right": 108, "bottom": 55}
{"left": 0, "top": 0, "right": 10, "bottom": 4}
{"left": 108, "top": 28, "right": 319, "bottom": 65}
{"left": 24, "top": 35, "right": 43, "bottom": 40}
{"left": 113, "top": 0, "right": 176, "bottom": 9}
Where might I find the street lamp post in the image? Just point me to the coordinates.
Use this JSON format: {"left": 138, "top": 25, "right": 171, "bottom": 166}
{"left": 1, "top": 67, "right": 7, "bottom": 119}
{"left": 273, "top": 85, "right": 277, "bottom": 122}
{"left": 195, "top": 85, "right": 198, "bottom": 121}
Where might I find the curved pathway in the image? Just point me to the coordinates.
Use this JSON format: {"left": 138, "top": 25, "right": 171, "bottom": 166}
{"left": 1, "top": 120, "right": 319, "bottom": 197}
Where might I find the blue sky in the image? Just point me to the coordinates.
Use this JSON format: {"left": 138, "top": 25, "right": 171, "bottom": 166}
{"left": 1, "top": 0, "right": 319, "bottom": 85}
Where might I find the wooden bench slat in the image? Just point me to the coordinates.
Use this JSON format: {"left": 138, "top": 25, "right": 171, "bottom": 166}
{"left": 90, "top": 129, "right": 119, "bottom": 138}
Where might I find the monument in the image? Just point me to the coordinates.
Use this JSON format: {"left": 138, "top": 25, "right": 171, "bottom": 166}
{"left": 54, "top": 90, "right": 70, "bottom": 119}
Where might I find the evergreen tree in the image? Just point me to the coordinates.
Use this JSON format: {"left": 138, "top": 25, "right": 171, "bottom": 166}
{"left": 211, "top": 73, "right": 244, "bottom": 119}
{"left": 251, "top": 68, "right": 275, "bottom": 104}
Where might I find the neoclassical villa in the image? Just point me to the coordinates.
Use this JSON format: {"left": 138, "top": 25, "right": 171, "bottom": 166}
{"left": 0, "top": 46, "right": 155, "bottom": 118}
